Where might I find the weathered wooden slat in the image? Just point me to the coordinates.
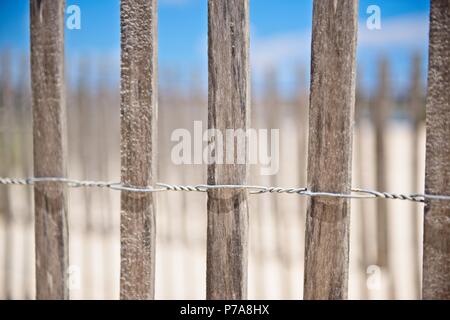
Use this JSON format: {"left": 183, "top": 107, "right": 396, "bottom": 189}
{"left": 30, "top": 0, "right": 69, "bottom": 300}
{"left": 423, "top": 0, "right": 450, "bottom": 300}
{"left": 120, "top": 0, "right": 158, "bottom": 300}
{"left": 207, "top": 0, "right": 250, "bottom": 300}
{"left": 304, "top": 0, "right": 358, "bottom": 300}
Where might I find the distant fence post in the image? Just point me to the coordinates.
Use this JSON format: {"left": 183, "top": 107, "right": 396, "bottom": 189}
{"left": 207, "top": 0, "right": 250, "bottom": 299}
{"left": 0, "top": 52, "right": 13, "bottom": 300}
{"left": 423, "top": 0, "right": 449, "bottom": 300}
{"left": 373, "top": 57, "right": 395, "bottom": 298}
{"left": 304, "top": 0, "right": 358, "bottom": 300}
{"left": 30, "top": 0, "right": 69, "bottom": 300}
{"left": 408, "top": 53, "right": 423, "bottom": 300}
{"left": 120, "top": 0, "right": 158, "bottom": 300}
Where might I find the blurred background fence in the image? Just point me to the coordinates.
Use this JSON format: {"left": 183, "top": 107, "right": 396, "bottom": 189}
{"left": 0, "top": 47, "right": 427, "bottom": 299}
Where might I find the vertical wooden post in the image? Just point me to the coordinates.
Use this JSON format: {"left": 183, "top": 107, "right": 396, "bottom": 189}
{"left": 304, "top": 0, "right": 358, "bottom": 300}
{"left": 120, "top": 0, "right": 158, "bottom": 300}
{"left": 30, "top": 0, "right": 68, "bottom": 300}
{"left": 207, "top": 0, "right": 250, "bottom": 300}
{"left": 423, "top": 0, "right": 449, "bottom": 300}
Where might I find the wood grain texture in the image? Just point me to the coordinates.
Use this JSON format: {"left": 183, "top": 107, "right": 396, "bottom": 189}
{"left": 304, "top": 0, "right": 358, "bottom": 300}
{"left": 423, "top": 0, "right": 450, "bottom": 300}
{"left": 120, "top": 0, "right": 158, "bottom": 300}
{"left": 207, "top": 0, "right": 250, "bottom": 300}
{"left": 30, "top": 0, "right": 69, "bottom": 300}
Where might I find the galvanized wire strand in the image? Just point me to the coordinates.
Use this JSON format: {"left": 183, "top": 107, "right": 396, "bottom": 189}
{"left": 2, "top": 176, "right": 450, "bottom": 203}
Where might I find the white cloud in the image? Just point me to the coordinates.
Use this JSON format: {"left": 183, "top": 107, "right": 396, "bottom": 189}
{"left": 358, "top": 13, "right": 428, "bottom": 48}
{"left": 251, "top": 31, "right": 310, "bottom": 72}
{"left": 250, "top": 13, "right": 429, "bottom": 72}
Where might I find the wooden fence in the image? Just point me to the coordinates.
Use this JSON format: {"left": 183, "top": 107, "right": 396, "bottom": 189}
{"left": 20, "top": 0, "right": 450, "bottom": 300}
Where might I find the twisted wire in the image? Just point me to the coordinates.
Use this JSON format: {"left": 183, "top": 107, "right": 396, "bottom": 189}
{"left": 2, "top": 176, "right": 450, "bottom": 204}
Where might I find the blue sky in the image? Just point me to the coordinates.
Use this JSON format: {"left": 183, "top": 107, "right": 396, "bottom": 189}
{"left": 0, "top": 0, "right": 430, "bottom": 97}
